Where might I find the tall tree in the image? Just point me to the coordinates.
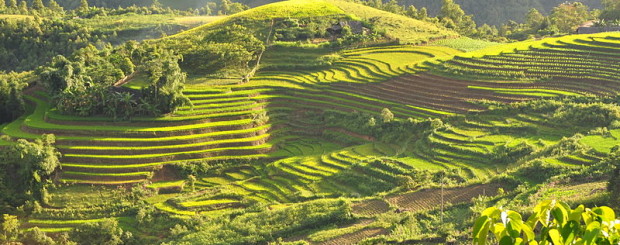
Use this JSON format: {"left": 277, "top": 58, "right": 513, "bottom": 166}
{"left": 219, "top": 0, "right": 230, "bottom": 15}
{"left": 78, "top": 0, "right": 88, "bottom": 11}
{"left": 405, "top": 5, "right": 418, "bottom": 19}
{"left": 0, "top": 0, "right": 6, "bottom": 11}
{"left": 18, "top": 0, "right": 27, "bottom": 14}
{"left": 32, "top": 0, "right": 44, "bottom": 11}
{"left": 550, "top": 2, "right": 591, "bottom": 33}
{"left": 47, "top": 0, "right": 64, "bottom": 13}
{"left": 601, "top": 0, "right": 620, "bottom": 20}
{"left": 525, "top": 8, "right": 545, "bottom": 29}
{"left": 7, "top": 0, "right": 16, "bottom": 10}
{"left": 439, "top": 0, "right": 477, "bottom": 35}
{"left": 0, "top": 214, "right": 19, "bottom": 244}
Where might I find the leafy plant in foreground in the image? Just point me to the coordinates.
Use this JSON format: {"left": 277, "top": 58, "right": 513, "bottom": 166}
{"left": 473, "top": 200, "right": 620, "bottom": 245}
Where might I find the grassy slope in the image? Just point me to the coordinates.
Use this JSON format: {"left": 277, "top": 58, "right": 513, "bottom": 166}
{"left": 168, "top": 0, "right": 347, "bottom": 39}
{"left": 327, "top": 0, "right": 458, "bottom": 44}
{"left": 4, "top": 3, "right": 619, "bottom": 244}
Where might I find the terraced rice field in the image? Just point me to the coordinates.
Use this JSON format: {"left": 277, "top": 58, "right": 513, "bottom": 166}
{"left": 424, "top": 33, "right": 620, "bottom": 96}
{"left": 8, "top": 33, "right": 620, "bottom": 241}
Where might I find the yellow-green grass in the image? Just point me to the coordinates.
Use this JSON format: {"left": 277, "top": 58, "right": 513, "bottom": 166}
{"left": 20, "top": 95, "right": 256, "bottom": 133}
{"left": 581, "top": 132, "right": 620, "bottom": 153}
{"left": 61, "top": 154, "right": 269, "bottom": 169}
{"left": 148, "top": 180, "right": 185, "bottom": 189}
{"left": 28, "top": 218, "right": 107, "bottom": 226}
{"left": 58, "top": 133, "right": 271, "bottom": 151}
{"left": 64, "top": 144, "right": 273, "bottom": 160}
{"left": 252, "top": 46, "right": 461, "bottom": 87}
{"left": 154, "top": 202, "right": 196, "bottom": 216}
{"left": 180, "top": 199, "right": 239, "bottom": 208}
{"left": 425, "top": 32, "right": 620, "bottom": 84}
{"left": 71, "top": 14, "right": 223, "bottom": 34}
{"left": 0, "top": 14, "right": 33, "bottom": 20}
{"left": 433, "top": 37, "right": 501, "bottom": 52}
{"left": 61, "top": 179, "right": 145, "bottom": 185}
{"left": 63, "top": 171, "right": 152, "bottom": 177}
{"left": 468, "top": 86, "right": 582, "bottom": 97}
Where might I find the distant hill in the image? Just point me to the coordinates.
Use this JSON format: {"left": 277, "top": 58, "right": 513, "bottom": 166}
{"left": 32, "top": 0, "right": 281, "bottom": 10}
{"left": 400, "top": 0, "right": 602, "bottom": 26}
{"left": 169, "top": 0, "right": 456, "bottom": 45}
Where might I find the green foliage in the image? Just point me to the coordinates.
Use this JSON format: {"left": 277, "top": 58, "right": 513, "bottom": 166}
{"left": 550, "top": 2, "right": 592, "bottom": 34}
{"left": 71, "top": 218, "right": 136, "bottom": 245}
{"left": 601, "top": 0, "right": 620, "bottom": 21}
{"left": 474, "top": 200, "right": 620, "bottom": 245}
{"left": 0, "top": 17, "right": 92, "bottom": 72}
{"left": 0, "top": 214, "right": 19, "bottom": 244}
{"left": 21, "top": 227, "right": 56, "bottom": 245}
{"left": 168, "top": 199, "right": 352, "bottom": 244}
{"left": 0, "top": 72, "right": 26, "bottom": 124}
{"left": 0, "top": 135, "right": 60, "bottom": 209}
{"left": 38, "top": 42, "right": 190, "bottom": 119}
{"left": 178, "top": 24, "right": 264, "bottom": 75}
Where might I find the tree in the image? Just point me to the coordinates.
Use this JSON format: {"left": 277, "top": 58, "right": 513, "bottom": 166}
{"left": 418, "top": 7, "right": 428, "bottom": 20}
{"left": 439, "top": 0, "right": 466, "bottom": 24}
{"left": 405, "top": 5, "right": 418, "bottom": 19}
{"left": 78, "top": 0, "right": 89, "bottom": 12}
{"left": 47, "top": 0, "right": 64, "bottom": 13}
{"left": 439, "top": 0, "right": 477, "bottom": 35}
{"left": 525, "top": 8, "right": 545, "bottom": 29}
{"left": 21, "top": 227, "right": 55, "bottom": 245}
{"left": 142, "top": 46, "right": 190, "bottom": 114}
{"left": 18, "top": 0, "right": 28, "bottom": 14}
{"left": 71, "top": 218, "right": 134, "bottom": 245}
{"left": 219, "top": 0, "right": 230, "bottom": 15}
{"left": 601, "top": 0, "right": 620, "bottom": 21}
{"left": 381, "top": 108, "right": 394, "bottom": 123}
{"left": 550, "top": 2, "right": 591, "bottom": 33}
{"left": 32, "top": 0, "right": 45, "bottom": 11}
{"left": 1, "top": 135, "right": 61, "bottom": 204}
{"left": 8, "top": 0, "right": 16, "bottom": 12}
{"left": 0, "top": 214, "right": 19, "bottom": 243}
{"left": 0, "top": 0, "right": 6, "bottom": 10}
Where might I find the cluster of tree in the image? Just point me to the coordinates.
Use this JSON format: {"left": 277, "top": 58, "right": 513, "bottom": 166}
{"left": 600, "top": 0, "right": 620, "bottom": 22}
{"left": 1, "top": 0, "right": 249, "bottom": 17}
{"left": 163, "top": 199, "right": 351, "bottom": 244}
{"left": 0, "top": 135, "right": 61, "bottom": 213}
{"left": 399, "top": 0, "right": 601, "bottom": 27}
{"left": 41, "top": 0, "right": 252, "bottom": 14}
{"left": 0, "top": 0, "right": 64, "bottom": 16}
{"left": 170, "top": 24, "right": 264, "bottom": 76}
{"left": 38, "top": 42, "right": 190, "bottom": 120}
{"left": 349, "top": 0, "right": 601, "bottom": 40}
{"left": 196, "top": 0, "right": 247, "bottom": 16}
{"left": 501, "top": 2, "right": 596, "bottom": 40}
{"left": 0, "top": 72, "right": 26, "bottom": 124}
{"left": 0, "top": 17, "right": 94, "bottom": 72}
{"left": 1, "top": 215, "right": 140, "bottom": 245}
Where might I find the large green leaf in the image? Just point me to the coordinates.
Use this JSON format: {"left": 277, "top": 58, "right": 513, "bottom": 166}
{"left": 584, "top": 221, "right": 602, "bottom": 245}
{"left": 474, "top": 216, "right": 492, "bottom": 245}
{"left": 548, "top": 228, "right": 564, "bottom": 245}
{"left": 592, "top": 207, "right": 616, "bottom": 222}
{"left": 561, "top": 220, "right": 579, "bottom": 244}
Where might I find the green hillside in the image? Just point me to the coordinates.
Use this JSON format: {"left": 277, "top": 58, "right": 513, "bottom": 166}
{"left": 1, "top": 0, "right": 619, "bottom": 244}
{"left": 168, "top": 0, "right": 457, "bottom": 44}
